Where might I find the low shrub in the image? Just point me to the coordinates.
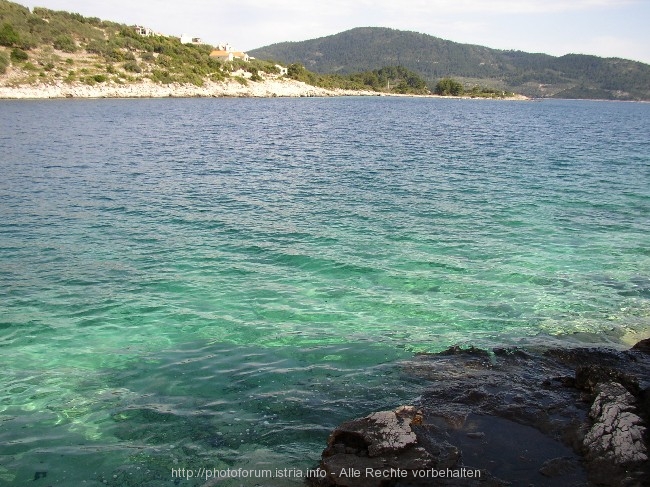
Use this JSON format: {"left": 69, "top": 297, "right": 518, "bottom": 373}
{"left": 123, "top": 61, "right": 141, "bottom": 73}
{"left": 150, "top": 69, "right": 173, "bottom": 84}
{"left": 10, "top": 47, "right": 28, "bottom": 62}
{"left": 0, "top": 23, "right": 20, "bottom": 47}
{"left": 53, "top": 35, "right": 77, "bottom": 53}
{"left": 0, "top": 51, "right": 9, "bottom": 74}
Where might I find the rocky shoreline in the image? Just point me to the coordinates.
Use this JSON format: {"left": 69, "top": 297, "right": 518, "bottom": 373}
{"left": 310, "top": 339, "right": 650, "bottom": 487}
{"left": 0, "top": 77, "right": 385, "bottom": 99}
{"left": 0, "top": 77, "right": 529, "bottom": 100}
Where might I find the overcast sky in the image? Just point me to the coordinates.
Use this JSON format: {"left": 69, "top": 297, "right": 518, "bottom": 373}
{"left": 23, "top": 0, "right": 650, "bottom": 64}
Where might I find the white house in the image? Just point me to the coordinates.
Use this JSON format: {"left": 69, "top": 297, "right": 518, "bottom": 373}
{"left": 180, "top": 34, "right": 203, "bottom": 45}
{"left": 135, "top": 25, "right": 154, "bottom": 37}
{"left": 232, "top": 51, "right": 249, "bottom": 62}
{"left": 209, "top": 43, "right": 249, "bottom": 62}
{"left": 209, "top": 50, "right": 234, "bottom": 62}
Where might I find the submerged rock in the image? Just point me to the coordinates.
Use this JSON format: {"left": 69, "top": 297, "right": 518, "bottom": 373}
{"left": 311, "top": 340, "right": 650, "bottom": 486}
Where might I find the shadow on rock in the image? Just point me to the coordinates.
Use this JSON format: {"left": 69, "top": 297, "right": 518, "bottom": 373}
{"left": 309, "top": 338, "right": 650, "bottom": 486}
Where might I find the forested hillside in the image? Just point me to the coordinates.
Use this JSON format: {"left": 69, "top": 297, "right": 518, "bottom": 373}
{"left": 249, "top": 27, "right": 650, "bottom": 100}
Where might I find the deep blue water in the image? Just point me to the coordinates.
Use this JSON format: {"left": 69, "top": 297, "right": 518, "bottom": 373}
{"left": 1, "top": 97, "right": 649, "bottom": 486}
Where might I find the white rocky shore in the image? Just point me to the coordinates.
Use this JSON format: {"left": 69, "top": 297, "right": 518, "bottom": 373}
{"left": 0, "top": 77, "right": 380, "bottom": 99}
{"left": 0, "top": 77, "right": 530, "bottom": 100}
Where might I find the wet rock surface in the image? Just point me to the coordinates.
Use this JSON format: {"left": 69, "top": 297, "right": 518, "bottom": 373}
{"left": 311, "top": 340, "right": 650, "bottom": 486}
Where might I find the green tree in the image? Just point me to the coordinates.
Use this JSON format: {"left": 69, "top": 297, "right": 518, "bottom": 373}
{"left": 287, "top": 62, "right": 306, "bottom": 80}
{"left": 434, "top": 77, "right": 464, "bottom": 96}
{"left": 346, "top": 65, "right": 428, "bottom": 94}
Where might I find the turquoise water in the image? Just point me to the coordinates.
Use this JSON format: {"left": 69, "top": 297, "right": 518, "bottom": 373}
{"left": 1, "top": 97, "right": 649, "bottom": 485}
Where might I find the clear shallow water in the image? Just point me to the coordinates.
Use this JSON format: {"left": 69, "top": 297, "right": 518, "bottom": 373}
{"left": 1, "top": 97, "right": 649, "bottom": 485}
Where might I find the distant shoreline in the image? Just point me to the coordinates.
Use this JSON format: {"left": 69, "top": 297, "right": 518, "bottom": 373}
{"left": 0, "top": 77, "right": 529, "bottom": 101}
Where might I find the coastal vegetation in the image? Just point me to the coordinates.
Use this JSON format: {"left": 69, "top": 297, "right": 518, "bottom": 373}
{"left": 434, "top": 77, "right": 516, "bottom": 98}
{"left": 0, "top": 0, "right": 285, "bottom": 88}
{"left": 285, "top": 62, "right": 430, "bottom": 95}
{"left": 0, "top": 49, "right": 8, "bottom": 73}
{"left": 249, "top": 26, "right": 650, "bottom": 101}
{"left": 0, "top": 0, "right": 435, "bottom": 96}
{"left": 0, "top": 0, "right": 414, "bottom": 95}
{"left": 434, "top": 77, "right": 463, "bottom": 96}
{"left": 347, "top": 65, "right": 427, "bottom": 93}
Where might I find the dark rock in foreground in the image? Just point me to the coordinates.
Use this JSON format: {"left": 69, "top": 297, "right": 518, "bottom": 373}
{"left": 310, "top": 339, "right": 650, "bottom": 486}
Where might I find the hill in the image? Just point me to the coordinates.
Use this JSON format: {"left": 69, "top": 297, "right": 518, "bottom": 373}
{"left": 0, "top": 1, "right": 437, "bottom": 97}
{"left": 0, "top": 0, "right": 266, "bottom": 87}
{"left": 249, "top": 27, "right": 650, "bottom": 101}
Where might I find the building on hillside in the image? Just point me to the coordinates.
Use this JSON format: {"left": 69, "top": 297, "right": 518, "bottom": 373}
{"left": 180, "top": 34, "right": 204, "bottom": 45}
{"left": 135, "top": 25, "right": 154, "bottom": 36}
{"left": 275, "top": 64, "right": 288, "bottom": 75}
{"left": 233, "top": 51, "right": 249, "bottom": 62}
{"left": 209, "top": 45, "right": 250, "bottom": 62}
{"left": 209, "top": 50, "right": 234, "bottom": 62}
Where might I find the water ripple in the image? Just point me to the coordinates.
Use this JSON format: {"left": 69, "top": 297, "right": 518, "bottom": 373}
{"left": 0, "top": 98, "right": 649, "bottom": 485}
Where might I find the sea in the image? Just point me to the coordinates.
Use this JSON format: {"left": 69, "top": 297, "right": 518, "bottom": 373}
{"left": 1, "top": 97, "right": 649, "bottom": 486}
